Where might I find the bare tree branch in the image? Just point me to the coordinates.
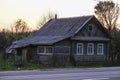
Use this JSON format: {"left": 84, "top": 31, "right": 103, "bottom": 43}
{"left": 37, "top": 11, "right": 56, "bottom": 29}
{"left": 94, "top": 0, "right": 120, "bottom": 31}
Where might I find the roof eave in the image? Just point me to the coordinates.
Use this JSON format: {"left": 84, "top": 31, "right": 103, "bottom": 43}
{"left": 74, "top": 15, "right": 94, "bottom": 34}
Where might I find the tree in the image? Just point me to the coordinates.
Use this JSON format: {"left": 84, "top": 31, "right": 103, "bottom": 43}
{"left": 11, "top": 19, "right": 30, "bottom": 33}
{"left": 94, "top": 0, "right": 120, "bottom": 31}
{"left": 94, "top": 0, "right": 120, "bottom": 64}
{"left": 37, "top": 11, "right": 56, "bottom": 29}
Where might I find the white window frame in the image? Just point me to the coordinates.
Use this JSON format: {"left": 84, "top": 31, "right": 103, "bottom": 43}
{"left": 46, "top": 46, "right": 53, "bottom": 54}
{"left": 97, "top": 43, "right": 104, "bottom": 55}
{"left": 37, "top": 46, "right": 53, "bottom": 55}
{"left": 87, "top": 43, "right": 94, "bottom": 55}
{"left": 37, "top": 46, "right": 45, "bottom": 53}
{"left": 88, "top": 24, "right": 94, "bottom": 32}
{"left": 76, "top": 43, "right": 84, "bottom": 55}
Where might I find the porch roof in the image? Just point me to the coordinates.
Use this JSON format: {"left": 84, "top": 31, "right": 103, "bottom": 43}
{"left": 8, "top": 36, "right": 70, "bottom": 49}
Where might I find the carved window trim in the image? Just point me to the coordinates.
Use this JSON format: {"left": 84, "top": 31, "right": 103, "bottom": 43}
{"left": 76, "top": 43, "right": 84, "bottom": 55}
{"left": 97, "top": 43, "right": 104, "bottom": 55}
{"left": 37, "top": 46, "right": 53, "bottom": 55}
{"left": 87, "top": 43, "right": 94, "bottom": 55}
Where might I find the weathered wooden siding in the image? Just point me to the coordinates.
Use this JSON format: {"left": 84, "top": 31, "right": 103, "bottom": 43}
{"left": 72, "top": 41, "right": 106, "bottom": 54}
{"left": 71, "top": 41, "right": 109, "bottom": 63}
{"left": 54, "top": 40, "right": 71, "bottom": 55}
{"left": 31, "top": 40, "right": 70, "bottom": 65}
{"left": 74, "top": 18, "right": 108, "bottom": 38}
{"left": 38, "top": 54, "right": 53, "bottom": 65}
{"left": 36, "top": 46, "right": 53, "bottom": 65}
{"left": 74, "top": 55, "right": 105, "bottom": 61}
{"left": 53, "top": 40, "right": 71, "bottom": 66}
{"left": 106, "top": 42, "right": 110, "bottom": 61}
{"left": 70, "top": 18, "right": 110, "bottom": 64}
{"left": 36, "top": 40, "right": 71, "bottom": 66}
{"left": 54, "top": 39, "right": 71, "bottom": 46}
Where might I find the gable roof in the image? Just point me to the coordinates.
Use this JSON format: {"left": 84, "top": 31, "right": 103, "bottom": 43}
{"left": 7, "top": 15, "right": 109, "bottom": 49}
{"left": 35, "top": 15, "right": 93, "bottom": 37}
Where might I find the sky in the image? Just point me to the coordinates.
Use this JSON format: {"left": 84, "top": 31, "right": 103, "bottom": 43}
{"left": 0, "top": 0, "right": 119, "bottom": 30}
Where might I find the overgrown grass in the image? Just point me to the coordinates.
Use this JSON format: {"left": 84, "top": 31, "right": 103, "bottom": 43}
{"left": 0, "top": 60, "right": 17, "bottom": 70}
{"left": 0, "top": 60, "right": 104, "bottom": 71}
{"left": 0, "top": 59, "right": 51, "bottom": 71}
{"left": 20, "top": 63, "right": 50, "bottom": 70}
{"left": 0, "top": 52, "right": 49, "bottom": 71}
{"left": 0, "top": 52, "right": 119, "bottom": 71}
{"left": 0, "top": 58, "right": 116, "bottom": 71}
{"left": 0, "top": 61, "right": 118, "bottom": 71}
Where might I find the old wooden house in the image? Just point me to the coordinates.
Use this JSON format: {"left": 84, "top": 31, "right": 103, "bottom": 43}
{"left": 6, "top": 15, "right": 111, "bottom": 66}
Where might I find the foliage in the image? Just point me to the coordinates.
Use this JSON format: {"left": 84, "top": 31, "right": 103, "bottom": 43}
{"left": 0, "top": 19, "right": 36, "bottom": 50}
{"left": 94, "top": 0, "right": 119, "bottom": 31}
{"left": 0, "top": 60, "right": 48, "bottom": 71}
{"left": 37, "top": 11, "right": 56, "bottom": 29}
{"left": 0, "top": 31, "right": 35, "bottom": 51}
{"left": 1, "top": 58, "right": 119, "bottom": 71}
{"left": 11, "top": 19, "right": 30, "bottom": 33}
{"left": 0, "top": 60, "right": 17, "bottom": 71}
{"left": 0, "top": 12, "right": 56, "bottom": 50}
{"left": 110, "top": 29, "right": 120, "bottom": 64}
{"left": 94, "top": 0, "right": 120, "bottom": 65}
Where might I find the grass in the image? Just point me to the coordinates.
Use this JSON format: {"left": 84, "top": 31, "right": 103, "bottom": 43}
{"left": 0, "top": 59, "right": 104, "bottom": 71}
{"left": 0, "top": 52, "right": 119, "bottom": 71}
{"left": 0, "top": 59, "right": 51, "bottom": 71}
{"left": 20, "top": 63, "right": 50, "bottom": 70}
{"left": 0, "top": 61, "right": 118, "bottom": 71}
{"left": 0, "top": 52, "right": 114, "bottom": 71}
{"left": 0, "top": 55, "right": 113, "bottom": 71}
{"left": 0, "top": 60, "right": 17, "bottom": 70}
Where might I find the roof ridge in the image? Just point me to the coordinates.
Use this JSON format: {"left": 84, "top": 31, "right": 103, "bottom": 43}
{"left": 53, "top": 15, "right": 94, "bottom": 20}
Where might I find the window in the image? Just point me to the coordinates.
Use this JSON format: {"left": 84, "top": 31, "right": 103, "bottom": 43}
{"left": 97, "top": 43, "right": 104, "bottom": 55}
{"left": 87, "top": 43, "right": 94, "bottom": 55}
{"left": 88, "top": 24, "right": 94, "bottom": 31}
{"left": 46, "top": 47, "right": 53, "bottom": 53}
{"left": 37, "top": 46, "right": 53, "bottom": 54}
{"left": 77, "top": 43, "right": 83, "bottom": 55}
{"left": 38, "top": 46, "right": 44, "bottom": 53}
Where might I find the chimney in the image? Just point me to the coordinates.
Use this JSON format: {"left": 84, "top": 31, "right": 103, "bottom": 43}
{"left": 55, "top": 14, "right": 57, "bottom": 19}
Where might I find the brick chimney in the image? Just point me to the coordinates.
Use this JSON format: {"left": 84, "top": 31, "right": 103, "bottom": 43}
{"left": 55, "top": 14, "right": 57, "bottom": 19}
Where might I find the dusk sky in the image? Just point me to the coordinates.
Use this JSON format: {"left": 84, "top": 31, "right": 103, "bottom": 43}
{"left": 0, "top": 0, "right": 119, "bottom": 30}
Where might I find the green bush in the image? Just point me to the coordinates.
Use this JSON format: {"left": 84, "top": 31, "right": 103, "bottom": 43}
{"left": 0, "top": 59, "right": 49, "bottom": 71}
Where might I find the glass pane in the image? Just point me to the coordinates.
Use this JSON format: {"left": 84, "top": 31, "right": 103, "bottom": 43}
{"left": 87, "top": 43, "right": 94, "bottom": 55}
{"left": 97, "top": 44, "right": 104, "bottom": 55}
{"left": 46, "top": 47, "right": 52, "bottom": 53}
{"left": 77, "top": 44, "right": 83, "bottom": 54}
{"left": 38, "top": 47, "right": 44, "bottom": 53}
